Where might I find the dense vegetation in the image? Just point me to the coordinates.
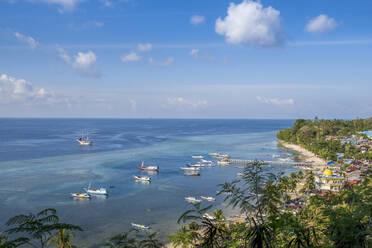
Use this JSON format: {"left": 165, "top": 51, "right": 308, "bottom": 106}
{"left": 1, "top": 161, "right": 371, "bottom": 248}
{"left": 277, "top": 117, "right": 372, "bottom": 160}
{"left": 169, "top": 161, "right": 372, "bottom": 248}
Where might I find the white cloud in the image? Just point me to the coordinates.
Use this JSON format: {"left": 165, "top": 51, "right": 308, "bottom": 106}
{"left": 189, "top": 48, "right": 199, "bottom": 58}
{"left": 121, "top": 52, "right": 142, "bottom": 63}
{"left": 56, "top": 45, "right": 71, "bottom": 63}
{"left": 72, "top": 50, "right": 97, "bottom": 69}
{"left": 167, "top": 97, "right": 208, "bottom": 109}
{"left": 0, "top": 74, "right": 66, "bottom": 105}
{"left": 149, "top": 57, "right": 174, "bottom": 66}
{"left": 305, "top": 14, "right": 338, "bottom": 33}
{"left": 38, "top": 0, "right": 83, "bottom": 11}
{"left": 215, "top": 0, "right": 284, "bottom": 46}
{"left": 56, "top": 46, "right": 100, "bottom": 77}
{"left": 137, "top": 43, "right": 152, "bottom": 52}
{"left": 13, "top": 32, "right": 38, "bottom": 49}
{"left": 256, "top": 96, "right": 294, "bottom": 105}
{"left": 190, "top": 15, "right": 205, "bottom": 25}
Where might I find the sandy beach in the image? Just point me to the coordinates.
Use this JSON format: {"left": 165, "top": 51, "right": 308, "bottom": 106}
{"left": 279, "top": 140, "right": 327, "bottom": 169}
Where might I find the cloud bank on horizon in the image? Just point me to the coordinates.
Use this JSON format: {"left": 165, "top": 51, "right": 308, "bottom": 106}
{"left": 0, "top": 0, "right": 371, "bottom": 118}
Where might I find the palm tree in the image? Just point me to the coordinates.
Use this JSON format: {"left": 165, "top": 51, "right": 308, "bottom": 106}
{"left": 5, "top": 208, "right": 82, "bottom": 248}
{"left": 47, "top": 228, "right": 76, "bottom": 248}
{"left": 0, "top": 232, "right": 28, "bottom": 248}
{"left": 104, "top": 232, "right": 137, "bottom": 248}
{"left": 139, "top": 232, "right": 163, "bottom": 248}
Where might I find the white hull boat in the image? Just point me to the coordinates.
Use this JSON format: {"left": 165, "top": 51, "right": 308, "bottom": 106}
{"left": 71, "top": 193, "right": 90, "bottom": 199}
{"left": 181, "top": 167, "right": 200, "bottom": 171}
{"left": 185, "top": 197, "right": 202, "bottom": 203}
{"left": 138, "top": 161, "right": 159, "bottom": 171}
{"left": 201, "top": 196, "right": 216, "bottom": 201}
{"left": 134, "top": 175, "right": 151, "bottom": 182}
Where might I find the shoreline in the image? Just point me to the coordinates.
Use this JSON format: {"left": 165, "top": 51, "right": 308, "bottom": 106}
{"left": 278, "top": 140, "right": 327, "bottom": 170}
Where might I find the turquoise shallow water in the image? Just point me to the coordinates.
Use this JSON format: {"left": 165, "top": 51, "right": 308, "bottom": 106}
{"left": 0, "top": 119, "right": 295, "bottom": 246}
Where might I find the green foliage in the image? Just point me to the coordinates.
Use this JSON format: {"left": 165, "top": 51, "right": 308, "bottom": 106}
{"left": 5, "top": 208, "right": 82, "bottom": 248}
{"left": 277, "top": 117, "right": 372, "bottom": 160}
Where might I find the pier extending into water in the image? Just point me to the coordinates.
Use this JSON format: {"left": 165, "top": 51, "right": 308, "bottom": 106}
{"left": 228, "top": 158, "right": 303, "bottom": 165}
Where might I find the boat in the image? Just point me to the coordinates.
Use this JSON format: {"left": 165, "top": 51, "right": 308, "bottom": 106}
{"left": 217, "top": 161, "right": 231, "bottom": 165}
{"left": 76, "top": 130, "right": 92, "bottom": 146}
{"left": 84, "top": 183, "right": 108, "bottom": 195}
{"left": 134, "top": 175, "right": 151, "bottom": 182}
{"left": 181, "top": 167, "right": 200, "bottom": 171}
{"left": 71, "top": 193, "right": 90, "bottom": 199}
{"left": 214, "top": 153, "right": 229, "bottom": 159}
{"left": 201, "top": 196, "right": 216, "bottom": 201}
{"left": 131, "top": 223, "right": 150, "bottom": 230}
{"left": 203, "top": 213, "right": 216, "bottom": 220}
{"left": 185, "top": 197, "right": 202, "bottom": 203}
{"left": 184, "top": 171, "right": 200, "bottom": 176}
{"left": 272, "top": 154, "right": 280, "bottom": 158}
{"left": 138, "top": 161, "right": 159, "bottom": 172}
{"left": 187, "top": 163, "right": 204, "bottom": 168}
{"left": 208, "top": 152, "right": 220, "bottom": 156}
{"left": 192, "top": 155, "right": 204, "bottom": 159}
{"left": 200, "top": 159, "right": 214, "bottom": 165}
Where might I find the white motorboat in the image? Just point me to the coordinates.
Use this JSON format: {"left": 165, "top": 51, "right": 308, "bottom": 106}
{"left": 185, "top": 197, "right": 202, "bottom": 203}
{"left": 71, "top": 193, "right": 90, "bottom": 199}
{"left": 201, "top": 196, "right": 216, "bottom": 201}
{"left": 134, "top": 175, "right": 151, "bottom": 182}
{"left": 181, "top": 167, "right": 200, "bottom": 171}
{"left": 192, "top": 155, "right": 204, "bottom": 159}
{"left": 84, "top": 183, "right": 108, "bottom": 195}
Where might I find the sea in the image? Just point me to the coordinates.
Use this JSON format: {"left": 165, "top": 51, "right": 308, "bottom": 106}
{"left": 0, "top": 118, "right": 295, "bottom": 246}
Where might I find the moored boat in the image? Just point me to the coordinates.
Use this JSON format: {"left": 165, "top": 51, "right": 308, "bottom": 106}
{"left": 84, "top": 183, "right": 108, "bottom": 195}
{"left": 131, "top": 223, "right": 150, "bottom": 230}
{"left": 71, "top": 193, "right": 90, "bottom": 199}
{"left": 181, "top": 167, "right": 200, "bottom": 171}
{"left": 76, "top": 130, "right": 92, "bottom": 146}
{"left": 185, "top": 197, "right": 202, "bottom": 203}
{"left": 138, "top": 161, "right": 159, "bottom": 172}
{"left": 192, "top": 155, "right": 204, "bottom": 159}
{"left": 184, "top": 171, "right": 200, "bottom": 176}
{"left": 201, "top": 196, "right": 216, "bottom": 201}
{"left": 134, "top": 175, "right": 151, "bottom": 182}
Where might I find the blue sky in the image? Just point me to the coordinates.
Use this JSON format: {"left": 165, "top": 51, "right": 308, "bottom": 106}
{"left": 0, "top": 0, "right": 371, "bottom": 118}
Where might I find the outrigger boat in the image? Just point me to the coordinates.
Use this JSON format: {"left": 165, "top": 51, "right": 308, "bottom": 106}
{"left": 201, "top": 196, "right": 216, "bottom": 201}
{"left": 184, "top": 171, "right": 200, "bottom": 176}
{"left": 185, "top": 197, "right": 202, "bottom": 203}
{"left": 181, "top": 167, "right": 200, "bottom": 171}
{"left": 71, "top": 193, "right": 90, "bottom": 199}
{"left": 131, "top": 223, "right": 150, "bottom": 230}
{"left": 134, "top": 175, "right": 151, "bottom": 182}
{"left": 200, "top": 159, "right": 214, "bottom": 165}
{"left": 84, "top": 183, "right": 108, "bottom": 195}
{"left": 138, "top": 161, "right": 159, "bottom": 172}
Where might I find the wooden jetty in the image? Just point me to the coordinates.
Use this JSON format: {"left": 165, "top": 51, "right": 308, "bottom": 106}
{"left": 228, "top": 158, "right": 302, "bottom": 165}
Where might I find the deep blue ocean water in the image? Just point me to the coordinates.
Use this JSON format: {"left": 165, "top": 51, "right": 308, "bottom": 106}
{"left": 0, "top": 119, "right": 294, "bottom": 246}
